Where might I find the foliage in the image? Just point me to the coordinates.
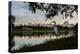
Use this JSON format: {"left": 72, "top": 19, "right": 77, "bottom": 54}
{"left": 9, "top": 15, "right": 15, "bottom": 24}
{"left": 27, "top": 2, "right": 78, "bottom": 19}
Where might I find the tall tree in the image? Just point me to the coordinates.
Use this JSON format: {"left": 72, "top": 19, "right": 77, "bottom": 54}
{"left": 9, "top": 1, "right": 15, "bottom": 52}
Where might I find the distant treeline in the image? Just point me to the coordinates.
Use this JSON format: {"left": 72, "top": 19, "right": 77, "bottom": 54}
{"left": 13, "top": 23, "right": 78, "bottom": 32}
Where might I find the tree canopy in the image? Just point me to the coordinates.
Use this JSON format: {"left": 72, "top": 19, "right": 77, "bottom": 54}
{"left": 27, "top": 2, "right": 78, "bottom": 19}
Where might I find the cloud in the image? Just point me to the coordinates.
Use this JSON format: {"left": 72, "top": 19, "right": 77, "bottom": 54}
{"left": 12, "top": 1, "right": 78, "bottom": 25}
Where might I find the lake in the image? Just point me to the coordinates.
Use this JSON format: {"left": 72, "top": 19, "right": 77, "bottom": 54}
{"left": 11, "top": 31, "right": 75, "bottom": 50}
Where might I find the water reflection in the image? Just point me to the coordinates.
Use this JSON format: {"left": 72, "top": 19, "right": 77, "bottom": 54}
{"left": 12, "top": 31, "right": 75, "bottom": 50}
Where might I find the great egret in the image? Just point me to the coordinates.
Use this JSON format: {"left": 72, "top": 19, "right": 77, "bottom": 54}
{"left": 51, "top": 21, "right": 59, "bottom": 36}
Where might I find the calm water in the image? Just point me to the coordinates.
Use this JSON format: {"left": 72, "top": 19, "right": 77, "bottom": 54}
{"left": 12, "top": 31, "right": 75, "bottom": 50}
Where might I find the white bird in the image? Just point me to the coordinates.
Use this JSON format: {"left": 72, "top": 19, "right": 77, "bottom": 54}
{"left": 51, "top": 21, "right": 59, "bottom": 36}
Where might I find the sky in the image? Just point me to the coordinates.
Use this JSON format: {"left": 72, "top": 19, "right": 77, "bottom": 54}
{"left": 11, "top": 1, "right": 78, "bottom": 25}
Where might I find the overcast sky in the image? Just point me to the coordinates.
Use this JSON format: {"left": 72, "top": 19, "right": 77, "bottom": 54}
{"left": 12, "top": 1, "right": 78, "bottom": 25}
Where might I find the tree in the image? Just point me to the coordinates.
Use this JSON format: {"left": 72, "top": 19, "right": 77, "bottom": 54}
{"left": 26, "top": 2, "right": 78, "bottom": 36}
{"left": 9, "top": 1, "right": 16, "bottom": 52}
{"left": 9, "top": 15, "right": 15, "bottom": 24}
{"left": 9, "top": 15, "right": 16, "bottom": 52}
{"left": 26, "top": 2, "right": 78, "bottom": 19}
